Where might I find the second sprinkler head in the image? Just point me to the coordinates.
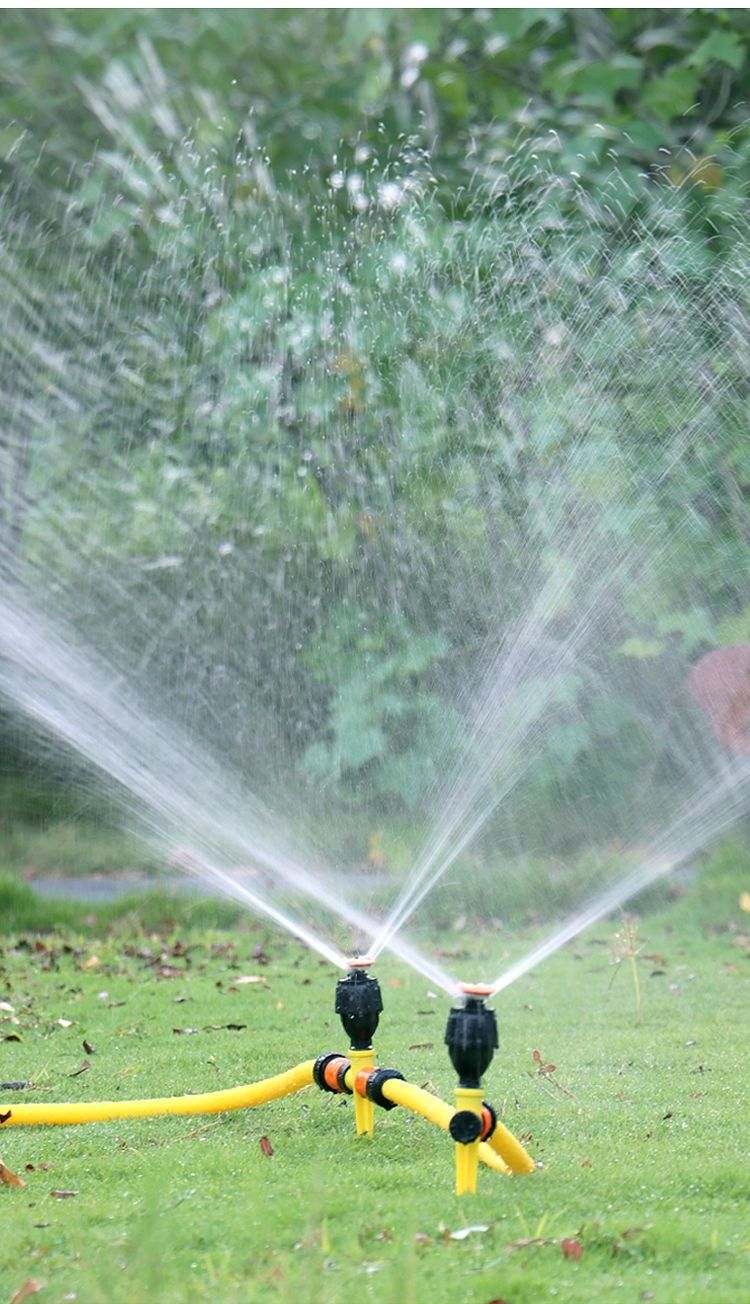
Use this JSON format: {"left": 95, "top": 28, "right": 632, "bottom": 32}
{"left": 445, "top": 984, "right": 498, "bottom": 1089}
{"left": 335, "top": 961, "right": 383, "bottom": 1050}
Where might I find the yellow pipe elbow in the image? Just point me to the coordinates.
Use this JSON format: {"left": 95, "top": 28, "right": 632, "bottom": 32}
{"left": 488, "top": 1119, "right": 536, "bottom": 1175}
{"left": 0, "top": 1060, "right": 316, "bottom": 1128}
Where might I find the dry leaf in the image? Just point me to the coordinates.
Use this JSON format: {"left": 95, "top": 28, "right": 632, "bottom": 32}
{"left": 0, "top": 1156, "right": 26, "bottom": 1187}
{"left": 83, "top": 956, "right": 100, "bottom": 970}
{"left": 561, "top": 1238, "right": 583, "bottom": 1260}
{"left": 82, "top": 1039, "right": 95, "bottom": 1055}
{"left": 68, "top": 1061, "right": 90, "bottom": 1078}
{"left": 172, "top": 1027, "right": 200, "bottom": 1035}
{"left": 0, "top": 1001, "right": 14, "bottom": 1013}
{"left": 234, "top": 975, "right": 267, "bottom": 986}
{"left": 259, "top": 1135, "right": 274, "bottom": 1157}
{"left": 57, "top": 1019, "right": 74, "bottom": 1029}
{"left": 9, "top": 1281, "right": 44, "bottom": 1304}
{"left": 50, "top": 1189, "right": 77, "bottom": 1199}
{"left": 739, "top": 891, "right": 750, "bottom": 914}
{"left": 0, "top": 1110, "right": 12, "bottom": 1125}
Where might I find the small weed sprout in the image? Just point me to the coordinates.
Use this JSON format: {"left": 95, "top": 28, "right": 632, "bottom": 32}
{"left": 609, "top": 914, "right": 647, "bottom": 1022}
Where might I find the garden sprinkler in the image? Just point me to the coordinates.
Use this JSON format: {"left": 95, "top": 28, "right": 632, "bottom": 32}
{"left": 443, "top": 981, "right": 535, "bottom": 1192}
{"left": 1, "top": 959, "right": 535, "bottom": 1193}
{"left": 445, "top": 983, "right": 500, "bottom": 1195}
{"left": 334, "top": 956, "right": 382, "bottom": 1135}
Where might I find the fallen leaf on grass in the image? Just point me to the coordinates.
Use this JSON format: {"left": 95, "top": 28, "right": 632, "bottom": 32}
{"left": 4, "top": 1031, "right": 23, "bottom": 1042}
{"left": 561, "top": 1238, "right": 583, "bottom": 1260}
{"left": 234, "top": 975, "right": 267, "bottom": 986}
{"left": 450, "top": 1224, "right": 489, "bottom": 1241}
{"left": 505, "top": 1237, "right": 549, "bottom": 1253}
{"left": 9, "top": 1281, "right": 44, "bottom": 1304}
{"left": 0, "top": 1110, "right": 13, "bottom": 1125}
{"left": 532, "top": 1049, "right": 556, "bottom": 1074}
{"left": 68, "top": 1061, "right": 90, "bottom": 1078}
{"left": 259, "top": 1135, "right": 274, "bottom": 1157}
{"left": 0, "top": 1001, "right": 14, "bottom": 1013}
{"left": 408, "top": 1042, "right": 434, "bottom": 1051}
{"left": 0, "top": 1156, "right": 26, "bottom": 1187}
{"left": 739, "top": 891, "right": 750, "bottom": 913}
{"left": 50, "top": 1189, "right": 77, "bottom": 1199}
{"left": 57, "top": 1019, "right": 74, "bottom": 1029}
{"left": 82, "top": 1039, "right": 95, "bottom": 1055}
{"left": 82, "top": 955, "right": 100, "bottom": 970}
{"left": 173, "top": 1024, "right": 247, "bottom": 1035}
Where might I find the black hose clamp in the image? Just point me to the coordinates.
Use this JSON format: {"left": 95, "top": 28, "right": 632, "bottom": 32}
{"left": 449, "top": 1109, "right": 482, "bottom": 1144}
{"left": 364, "top": 1067, "right": 405, "bottom": 1111}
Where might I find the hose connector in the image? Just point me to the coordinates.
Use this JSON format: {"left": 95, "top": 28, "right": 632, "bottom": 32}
{"left": 362, "top": 1067, "right": 405, "bottom": 1112}
{"left": 312, "top": 1052, "right": 352, "bottom": 1095}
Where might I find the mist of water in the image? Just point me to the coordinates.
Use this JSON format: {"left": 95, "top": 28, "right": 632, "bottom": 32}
{"left": 3, "top": 131, "right": 750, "bottom": 1003}
{"left": 0, "top": 589, "right": 459, "bottom": 990}
{"left": 491, "top": 756, "right": 750, "bottom": 994}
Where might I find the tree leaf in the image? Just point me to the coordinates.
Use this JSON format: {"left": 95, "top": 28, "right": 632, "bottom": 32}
{"left": 689, "top": 31, "right": 744, "bottom": 71}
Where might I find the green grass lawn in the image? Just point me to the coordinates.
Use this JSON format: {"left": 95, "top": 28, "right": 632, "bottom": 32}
{"left": 0, "top": 855, "right": 749, "bottom": 1304}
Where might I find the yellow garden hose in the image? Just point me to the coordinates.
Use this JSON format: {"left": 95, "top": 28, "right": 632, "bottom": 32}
{"left": 0, "top": 1056, "right": 534, "bottom": 1185}
{"left": 0, "top": 1060, "right": 316, "bottom": 1127}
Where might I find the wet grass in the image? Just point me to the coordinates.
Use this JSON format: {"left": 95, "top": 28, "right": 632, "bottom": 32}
{"left": 0, "top": 847, "right": 749, "bottom": 1303}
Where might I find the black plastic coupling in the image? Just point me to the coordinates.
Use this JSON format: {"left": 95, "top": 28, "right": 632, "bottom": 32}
{"left": 313, "top": 1051, "right": 352, "bottom": 1095}
{"left": 364, "top": 1067, "right": 405, "bottom": 1111}
{"left": 449, "top": 1109, "right": 482, "bottom": 1145}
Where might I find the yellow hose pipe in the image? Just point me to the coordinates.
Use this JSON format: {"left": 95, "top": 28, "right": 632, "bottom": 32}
{"left": 0, "top": 1060, "right": 316, "bottom": 1128}
{"left": 488, "top": 1118, "right": 536, "bottom": 1175}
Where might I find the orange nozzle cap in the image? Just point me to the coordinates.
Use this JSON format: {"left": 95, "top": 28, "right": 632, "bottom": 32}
{"left": 457, "top": 981, "right": 494, "bottom": 998}
{"left": 347, "top": 956, "right": 374, "bottom": 969}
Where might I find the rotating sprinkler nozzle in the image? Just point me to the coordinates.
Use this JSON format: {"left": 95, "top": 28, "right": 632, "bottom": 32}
{"left": 334, "top": 959, "right": 383, "bottom": 1135}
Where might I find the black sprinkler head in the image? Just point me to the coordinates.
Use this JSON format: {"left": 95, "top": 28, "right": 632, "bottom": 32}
{"left": 335, "top": 964, "right": 383, "bottom": 1050}
{"left": 444, "top": 985, "right": 498, "bottom": 1089}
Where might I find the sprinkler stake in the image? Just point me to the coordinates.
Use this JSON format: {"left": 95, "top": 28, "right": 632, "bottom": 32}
{"left": 335, "top": 961, "right": 383, "bottom": 1135}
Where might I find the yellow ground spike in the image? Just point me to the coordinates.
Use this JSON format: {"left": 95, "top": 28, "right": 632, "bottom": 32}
{"left": 454, "top": 1086, "right": 484, "bottom": 1195}
{"left": 348, "top": 1046, "right": 375, "bottom": 1135}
